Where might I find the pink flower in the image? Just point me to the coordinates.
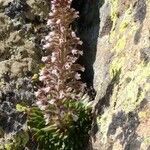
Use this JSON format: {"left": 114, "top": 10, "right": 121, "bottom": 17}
{"left": 72, "top": 49, "right": 78, "bottom": 55}
{"left": 71, "top": 31, "right": 76, "bottom": 38}
{"left": 45, "top": 35, "right": 51, "bottom": 41}
{"left": 78, "top": 41, "right": 83, "bottom": 45}
{"left": 43, "top": 43, "right": 50, "bottom": 49}
{"left": 51, "top": 52, "right": 57, "bottom": 63}
{"left": 80, "top": 83, "right": 87, "bottom": 90}
{"left": 79, "top": 50, "right": 83, "bottom": 55}
{"left": 43, "top": 87, "right": 50, "bottom": 93}
{"left": 49, "top": 31, "right": 55, "bottom": 36}
{"left": 60, "top": 27, "right": 65, "bottom": 32}
{"left": 39, "top": 75, "right": 47, "bottom": 81}
{"left": 48, "top": 99, "right": 55, "bottom": 105}
{"left": 68, "top": 0, "right": 73, "bottom": 4}
{"left": 52, "top": 69, "right": 58, "bottom": 76}
{"left": 75, "top": 73, "right": 81, "bottom": 80}
{"left": 49, "top": 12, "right": 53, "bottom": 17}
{"left": 35, "top": 0, "right": 86, "bottom": 125}
{"left": 64, "top": 62, "right": 71, "bottom": 69}
{"left": 70, "top": 57, "right": 77, "bottom": 63}
{"left": 76, "top": 37, "right": 80, "bottom": 41}
{"left": 80, "top": 67, "right": 85, "bottom": 72}
{"left": 73, "top": 11, "right": 79, "bottom": 18}
{"left": 44, "top": 113, "right": 50, "bottom": 125}
{"left": 35, "top": 90, "right": 41, "bottom": 97}
{"left": 41, "top": 56, "right": 50, "bottom": 62}
{"left": 70, "top": 8, "right": 75, "bottom": 12}
{"left": 58, "top": 80, "right": 63, "bottom": 85}
{"left": 36, "top": 100, "right": 43, "bottom": 106}
{"left": 47, "top": 19, "right": 52, "bottom": 26}
{"left": 59, "top": 39, "right": 63, "bottom": 44}
{"left": 71, "top": 93, "right": 76, "bottom": 99}
{"left": 56, "top": 19, "right": 61, "bottom": 24}
{"left": 59, "top": 90, "right": 65, "bottom": 99}
{"left": 39, "top": 105, "right": 47, "bottom": 111}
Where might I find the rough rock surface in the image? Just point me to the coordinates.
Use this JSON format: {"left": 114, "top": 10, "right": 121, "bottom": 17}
{"left": 0, "top": 0, "right": 150, "bottom": 149}
{"left": 0, "top": 0, "right": 50, "bottom": 148}
{"left": 92, "top": 0, "right": 150, "bottom": 149}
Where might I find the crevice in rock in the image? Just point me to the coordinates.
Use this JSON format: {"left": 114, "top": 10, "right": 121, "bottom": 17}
{"left": 91, "top": 69, "right": 121, "bottom": 143}
{"left": 71, "top": 0, "right": 104, "bottom": 100}
{"left": 94, "top": 69, "right": 121, "bottom": 116}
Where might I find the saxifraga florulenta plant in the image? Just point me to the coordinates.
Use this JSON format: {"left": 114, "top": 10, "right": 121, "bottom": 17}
{"left": 27, "top": 0, "right": 92, "bottom": 150}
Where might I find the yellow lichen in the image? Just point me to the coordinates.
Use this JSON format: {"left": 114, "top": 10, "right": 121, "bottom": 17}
{"left": 110, "top": 0, "right": 119, "bottom": 31}
{"left": 143, "top": 137, "right": 150, "bottom": 146}
{"left": 112, "top": 35, "right": 126, "bottom": 53}
{"left": 109, "top": 2, "right": 133, "bottom": 42}
{"left": 109, "top": 0, "right": 119, "bottom": 42}
{"left": 110, "top": 56, "right": 125, "bottom": 78}
{"left": 109, "top": 4, "right": 136, "bottom": 43}
{"left": 98, "top": 63, "right": 150, "bottom": 144}
{"left": 97, "top": 109, "right": 114, "bottom": 143}
{"left": 112, "top": 62, "right": 150, "bottom": 113}
{"left": 119, "top": 6, "right": 132, "bottom": 32}
{"left": 16, "top": 104, "right": 28, "bottom": 112}
{"left": 97, "top": 0, "right": 150, "bottom": 146}
{"left": 139, "top": 111, "right": 150, "bottom": 120}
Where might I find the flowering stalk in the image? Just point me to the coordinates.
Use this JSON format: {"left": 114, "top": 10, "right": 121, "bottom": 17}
{"left": 35, "top": 0, "right": 86, "bottom": 125}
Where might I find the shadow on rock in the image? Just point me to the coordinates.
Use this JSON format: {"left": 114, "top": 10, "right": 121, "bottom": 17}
{"left": 134, "top": 0, "right": 147, "bottom": 45}
{"left": 71, "top": 0, "right": 104, "bottom": 97}
{"left": 107, "top": 111, "right": 141, "bottom": 150}
{"left": 95, "top": 69, "right": 121, "bottom": 115}
{"left": 91, "top": 69, "right": 121, "bottom": 141}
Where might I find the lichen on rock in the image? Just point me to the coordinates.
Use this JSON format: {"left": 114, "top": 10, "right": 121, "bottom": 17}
{"left": 0, "top": 0, "right": 50, "bottom": 148}
{"left": 0, "top": 0, "right": 150, "bottom": 149}
{"left": 92, "top": 0, "right": 150, "bottom": 149}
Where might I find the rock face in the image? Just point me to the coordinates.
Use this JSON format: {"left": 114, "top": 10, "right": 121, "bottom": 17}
{"left": 0, "top": 0, "right": 50, "bottom": 148}
{"left": 92, "top": 0, "right": 150, "bottom": 149}
{"left": 0, "top": 0, "right": 150, "bottom": 149}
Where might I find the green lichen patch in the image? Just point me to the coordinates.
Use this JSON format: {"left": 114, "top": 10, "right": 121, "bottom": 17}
{"left": 96, "top": 2, "right": 150, "bottom": 148}
{"left": 113, "top": 62, "right": 150, "bottom": 112}
{"left": 112, "top": 35, "right": 126, "bottom": 53}
{"left": 97, "top": 109, "right": 114, "bottom": 143}
{"left": 110, "top": 0, "right": 119, "bottom": 31}
{"left": 110, "top": 56, "right": 125, "bottom": 78}
{"left": 0, "top": 131, "right": 29, "bottom": 150}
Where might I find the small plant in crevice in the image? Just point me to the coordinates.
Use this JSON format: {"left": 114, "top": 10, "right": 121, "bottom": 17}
{"left": 28, "top": 100, "right": 92, "bottom": 150}
{"left": 27, "top": 0, "right": 92, "bottom": 149}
